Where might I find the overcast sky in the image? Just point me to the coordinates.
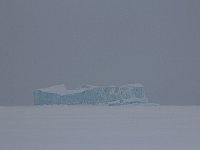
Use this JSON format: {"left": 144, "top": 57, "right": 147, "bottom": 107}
{"left": 0, "top": 0, "right": 200, "bottom": 105}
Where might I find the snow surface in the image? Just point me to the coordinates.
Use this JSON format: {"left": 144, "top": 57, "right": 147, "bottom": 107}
{"left": 37, "top": 84, "right": 91, "bottom": 95}
{"left": 37, "top": 83, "right": 144, "bottom": 95}
{"left": 0, "top": 105, "right": 200, "bottom": 150}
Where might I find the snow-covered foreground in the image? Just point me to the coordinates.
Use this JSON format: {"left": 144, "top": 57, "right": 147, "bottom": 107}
{"left": 0, "top": 105, "right": 200, "bottom": 150}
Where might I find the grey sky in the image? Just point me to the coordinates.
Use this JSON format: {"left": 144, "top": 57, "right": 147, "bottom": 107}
{"left": 0, "top": 0, "right": 200, "bottom": 105}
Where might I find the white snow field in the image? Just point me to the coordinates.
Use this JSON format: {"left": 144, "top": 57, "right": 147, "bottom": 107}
{"left": 0, "top": 105, "right": 200, "bottom": 150}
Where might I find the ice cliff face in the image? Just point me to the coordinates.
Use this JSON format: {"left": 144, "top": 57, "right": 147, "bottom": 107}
{"left": 33, "top": 84, "right": 148, "bottom": 105}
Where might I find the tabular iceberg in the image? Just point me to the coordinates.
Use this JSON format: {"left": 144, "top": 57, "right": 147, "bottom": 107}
{"left": 33, "top": 84, "right": 148, "bottom": 105}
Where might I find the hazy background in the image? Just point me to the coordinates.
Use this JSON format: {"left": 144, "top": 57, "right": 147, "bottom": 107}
{"left": 0, "top": 0, "right": 200, "bottom": 105}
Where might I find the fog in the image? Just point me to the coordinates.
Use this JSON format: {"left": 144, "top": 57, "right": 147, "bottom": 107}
{"left": 0, "top": 0, "right": 200, "bottom": 105}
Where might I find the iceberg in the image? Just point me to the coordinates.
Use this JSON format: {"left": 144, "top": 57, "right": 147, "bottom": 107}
{"left": 33, "top": 83, "right": 148, "bottom": 105}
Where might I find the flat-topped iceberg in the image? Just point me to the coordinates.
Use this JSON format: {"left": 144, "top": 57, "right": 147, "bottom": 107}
{"left": 33, "top": 84, "right": 148, "bottom": 105}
